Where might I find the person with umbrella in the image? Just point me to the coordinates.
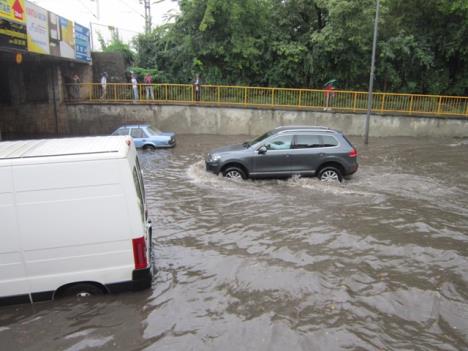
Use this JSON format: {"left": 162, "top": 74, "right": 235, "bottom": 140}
{"left": 323, "top": 79, "right": 337, "bottom": 111}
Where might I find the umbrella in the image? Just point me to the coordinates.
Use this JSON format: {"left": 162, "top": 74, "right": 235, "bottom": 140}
{"left": 323, "top": 79, "right": 337, "bottom": 87}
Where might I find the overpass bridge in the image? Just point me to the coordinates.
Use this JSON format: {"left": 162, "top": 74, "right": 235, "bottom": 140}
{"left": 68, "top": 83, "right": 468, "bottom": 118}
{"left": 63, "top": 83, "right": 468, "bottom": 139}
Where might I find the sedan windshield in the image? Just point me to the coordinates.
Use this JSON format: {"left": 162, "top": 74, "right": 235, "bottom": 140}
{"left": 146, "top": 126, "right": 162, "bottom": 136}
{"left": 245, "top": 131, "right": 274, "bottom": 147}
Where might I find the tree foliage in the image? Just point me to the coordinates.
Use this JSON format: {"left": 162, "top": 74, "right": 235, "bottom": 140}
{"left": 98, "top": 29, "right": 135, "bottom": 64}
{"left": 133, "top": 0, "right": 468, "bottom": 94}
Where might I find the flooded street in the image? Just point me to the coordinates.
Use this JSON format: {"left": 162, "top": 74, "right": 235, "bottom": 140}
{"left": 1, "top": 134, "right": 468, "bottom": 350}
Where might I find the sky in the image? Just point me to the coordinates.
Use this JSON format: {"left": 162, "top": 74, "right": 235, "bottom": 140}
{"left": 29, "top": 0, "right": 180, "bottom": 49}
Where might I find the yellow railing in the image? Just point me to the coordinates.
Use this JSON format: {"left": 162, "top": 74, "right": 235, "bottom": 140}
{"left": 65, "top": 83, "right": 468, "bottom": 117}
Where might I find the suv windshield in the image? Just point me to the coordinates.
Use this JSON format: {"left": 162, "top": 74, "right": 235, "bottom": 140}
{"left": 245, "top": 131, "right": 274, "bottom": 147}
{"left": 146, "top": 126, "right": 162, "bottom": 136}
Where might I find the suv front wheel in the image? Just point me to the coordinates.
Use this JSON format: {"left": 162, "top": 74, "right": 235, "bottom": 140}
{"left": 223, "top": 166, "right": 247, "bottom": 180}
{"left": 318, "top": 166, "right": 343, "bottom": 183}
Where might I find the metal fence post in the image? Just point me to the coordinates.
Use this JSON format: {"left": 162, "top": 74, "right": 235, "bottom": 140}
{"left": 409, "top": 95, "right": 414, "bottom": 115}
{"left": 380, "top": 93, "right": 386, "bottom": 112}
{"left": 436, "top": 96, "right": 443, "bottom": 115}
{"left": 272, "top": 89, "right": 275, "bottom": 106}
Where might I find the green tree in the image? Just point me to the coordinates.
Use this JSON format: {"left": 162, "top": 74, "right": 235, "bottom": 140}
{"left": 98, "top": 29, "right": 135, "bottom": 64}
{"left": 132, "top": 0, "right": 468, "bottom": 95}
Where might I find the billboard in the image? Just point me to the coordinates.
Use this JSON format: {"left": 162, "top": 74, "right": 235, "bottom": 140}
{"left": 0, "top": 0, "right": 26, "bottom": 51}
{"left": 59, "top": 16, "right": 74, "bottom": 58}
{"left": 74, "top": 22, "right": 90, "bottom": 62}
{"left": 0, "top": 0, "right": 25, "bottom": 23}
{"left": 0, "top": 17, "right": 26, "bottom": 50}
{"left": 47, "top": 11, "right": 59, "bottom": 56}
{"left": 0, "top": 0, "right": 90, "bottom": 62}
{"left": 25, "top": 1, "right": 48, "bottom": 54}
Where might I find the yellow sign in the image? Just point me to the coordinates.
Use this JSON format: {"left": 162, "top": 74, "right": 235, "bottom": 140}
{"left": 0, "top": 0, "right": 25, "bottom": 23}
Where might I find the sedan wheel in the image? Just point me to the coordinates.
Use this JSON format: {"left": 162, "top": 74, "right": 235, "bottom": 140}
{"left": 143, "top": 144, "right": 156, "bottom": 150}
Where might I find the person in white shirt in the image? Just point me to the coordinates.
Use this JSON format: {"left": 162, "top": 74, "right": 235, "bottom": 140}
{"left": 100, "top": 72, "right": 107, "bottom": 99}
{"left": 131, "top": 74, "right": 139, "bottom": 100}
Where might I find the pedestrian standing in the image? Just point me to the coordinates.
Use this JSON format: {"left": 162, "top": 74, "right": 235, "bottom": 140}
{"left": 72, "top": 73, "right": 80, "bottom": 99}
{"left": 144, "top": 73, "right": 154, "bottom": 100}
{"left": 100, "top": 72, "right": 108, "bottom": 99}
{"left": 323, "top": 80, "right": 336, "bottom": 111}
{"left": 194, "top": 74, "right": 201, "bottom": 101}
{"left": 131, "top": 74, "right": 139, "bottom": 100}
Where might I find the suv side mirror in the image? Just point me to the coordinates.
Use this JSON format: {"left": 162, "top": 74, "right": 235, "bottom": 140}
{"left": 257, "top": 145, "right": 267, "bottom": 154}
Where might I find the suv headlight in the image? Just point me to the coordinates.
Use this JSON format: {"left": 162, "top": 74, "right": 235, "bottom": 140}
{"left": 208, "top": 154, "right": 221, "bottom": 162}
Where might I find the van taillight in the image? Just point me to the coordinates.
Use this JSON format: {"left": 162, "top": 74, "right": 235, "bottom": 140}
{"left": 132, "top": 237, "right": 148, "bottom": 270}
{"left": 348, "top": 148, "right": 358, "bottom": 158}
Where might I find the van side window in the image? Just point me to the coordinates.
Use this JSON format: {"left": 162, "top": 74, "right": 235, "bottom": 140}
{"left": 294, "top": 134, "right": 322, "bottom": 148}
{"left": 132, "top": 166, "right": 145, "bottom": 222}
{"left": 131, "top": 128, "right": 145, "bottom": 138}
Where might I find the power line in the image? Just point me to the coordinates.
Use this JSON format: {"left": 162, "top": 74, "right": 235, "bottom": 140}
{"left": 115, "top": 0, "right": 145, "bottom": 18}
{"left": 77, "top": 0, "right": 98, "bottom": 19}
{"left": 90, "top": 21, "right": 139, "bottom": 34}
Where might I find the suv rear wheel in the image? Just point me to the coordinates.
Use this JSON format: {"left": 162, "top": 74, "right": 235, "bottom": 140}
{"left": 223, "top": 166, "right": 247, "bottom": 180}
{"left": 318, "top": 166, "right": 343, "bottom": 183}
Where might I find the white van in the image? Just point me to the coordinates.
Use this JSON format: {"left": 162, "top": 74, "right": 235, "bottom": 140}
{"left": 0, "top": 136, "right": 153, "bottom": 305}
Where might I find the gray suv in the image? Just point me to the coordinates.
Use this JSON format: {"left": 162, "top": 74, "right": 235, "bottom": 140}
{"left": 205, "top": 126, "right": 358, "bottom": 182}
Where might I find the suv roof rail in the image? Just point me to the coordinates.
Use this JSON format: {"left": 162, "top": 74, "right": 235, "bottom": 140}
{"left": 275, "top": 125, "right": 331, "bottom": 130}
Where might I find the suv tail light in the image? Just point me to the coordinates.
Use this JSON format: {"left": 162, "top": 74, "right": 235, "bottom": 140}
{"left": 132, "top": 236, "right": 148, "bottom": 270}
{"left": 348, "top": 148, "right": 358, "bottom": 158}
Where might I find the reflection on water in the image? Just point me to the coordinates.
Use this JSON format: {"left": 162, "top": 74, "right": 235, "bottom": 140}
{"left": 1, "top": 135, "right": 468, "bottom": 350}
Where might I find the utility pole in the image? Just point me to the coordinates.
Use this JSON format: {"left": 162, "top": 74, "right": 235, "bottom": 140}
{"left": 364, "top": 0, "right": 380, "bottom": 145}
{"left": 143, "top": 0, "right": 151, "bottom": 34}
{"left": 89, "top": 0, "right": 100, "bottom": 51}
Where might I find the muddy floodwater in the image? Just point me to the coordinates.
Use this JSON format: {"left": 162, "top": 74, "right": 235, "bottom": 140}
{"left": 1, "top": 135, "right": 468, "bottom": 350}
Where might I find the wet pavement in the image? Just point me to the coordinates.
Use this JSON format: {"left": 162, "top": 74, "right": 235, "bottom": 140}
{"left": 1, "top": 134, "right": 468, "bottom": 351}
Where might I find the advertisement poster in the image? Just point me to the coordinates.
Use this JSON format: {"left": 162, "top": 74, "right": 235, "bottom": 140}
{"left": 0, "top": 0, "right": 25, "bottom": 23}
{"left": 48, "top": 11, "right": 59, "bottom": 56}
{"left": 25, "top": 1, "right": 49, "bottom": 54}
{"left": 59, "top": 16, "right": 74, "bottom": 58}
{"left": 0, "top": 17, "right": 26, "bottom": 50}
{"left": 74, "top": 22, "right": 90, "bottom": 62}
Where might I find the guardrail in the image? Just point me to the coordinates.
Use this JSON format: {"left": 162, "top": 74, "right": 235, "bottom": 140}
{"left": 65, "top": 83, "right": 468, "bottom": 117}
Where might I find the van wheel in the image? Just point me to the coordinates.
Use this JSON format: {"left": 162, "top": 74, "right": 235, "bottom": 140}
{"left": 59, "top": 283, "right": 105, "bottom": 298}
{"left": 223, "top": 166, "right": 246, "bottom": 180}
{"left": 143, "top": 144, "right": 156, "bottom": 150}
{"left": 318, "top": 166, "right": 343, "bottom": 183}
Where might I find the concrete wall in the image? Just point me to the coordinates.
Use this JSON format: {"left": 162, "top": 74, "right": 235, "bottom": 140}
{"left": 65, "top": 104, "right": 468, "bottom": 138}
{"left": 91, "top": 52, "right": 130, "bottom": 83}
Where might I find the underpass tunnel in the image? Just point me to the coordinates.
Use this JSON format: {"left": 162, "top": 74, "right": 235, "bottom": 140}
{"left": 0, "top": 50, "right": 90, "bottom": 140}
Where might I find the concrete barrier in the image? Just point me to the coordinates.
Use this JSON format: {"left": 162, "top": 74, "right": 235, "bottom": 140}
{"left": 65, "top": 103, "right": 468, "bottom": 137}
